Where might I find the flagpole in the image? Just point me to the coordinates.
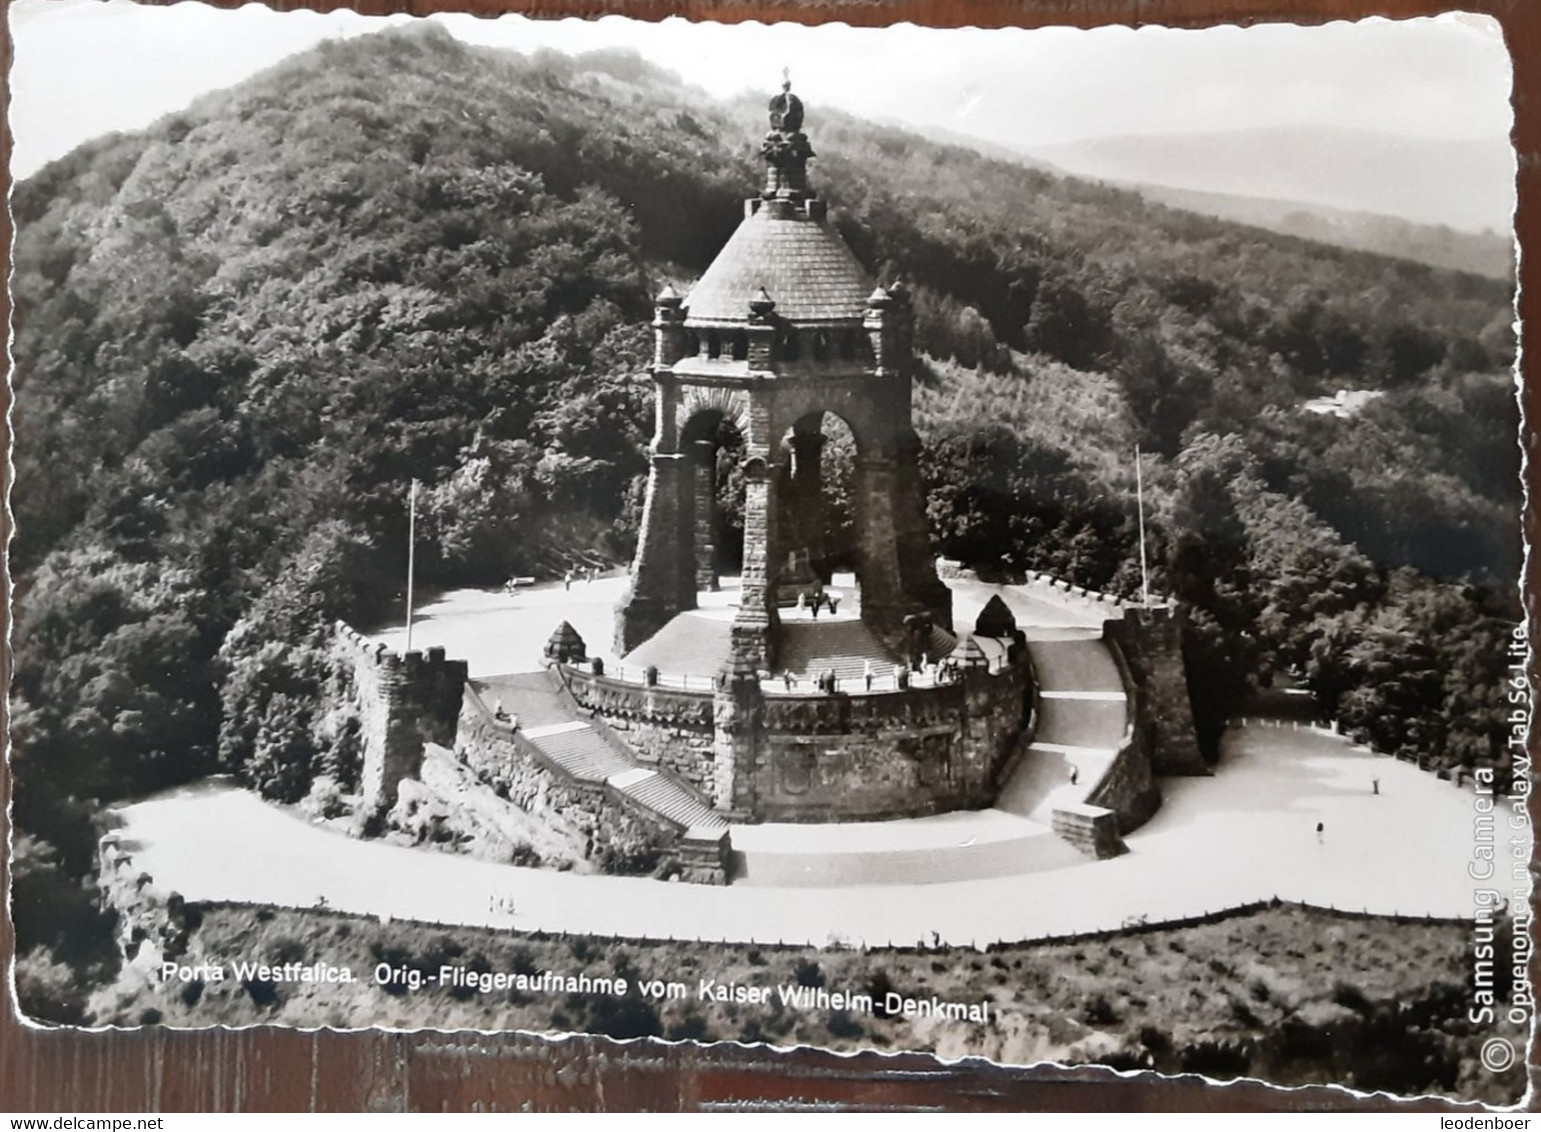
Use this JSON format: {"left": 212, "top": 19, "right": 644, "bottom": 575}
{"left": 406, "top": 479, "right": 418, "bottom": 651}
{"left": 1135, "top": 445, "right": 1151, "bottom": 607}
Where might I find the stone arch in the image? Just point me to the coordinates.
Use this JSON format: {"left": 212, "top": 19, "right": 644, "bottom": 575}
{"left": 678, "top": 400, "right": 750, "bottom": 590}
{"left": 771, "top": 383, "right": 884, "bottom": 458}
{"left": 785, "top": 406, "right": 865, "bottom": 458}
{"left": 776, "top": 409, "right": 862, "bottom": 584}
{"left": 676, "top": 385, "right": 751, "bottom": 441}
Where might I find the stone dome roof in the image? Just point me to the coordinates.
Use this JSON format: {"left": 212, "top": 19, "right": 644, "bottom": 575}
{"left": 685, "top": 206, "right": 874, "bottom": 323}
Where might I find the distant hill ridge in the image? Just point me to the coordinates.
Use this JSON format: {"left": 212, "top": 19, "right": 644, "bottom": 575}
{"left": 1031, "top": 125, "right": 1514, "bottom": 236}
{"left": 1123, "top": 182, "right": 1513, "bottom": 281}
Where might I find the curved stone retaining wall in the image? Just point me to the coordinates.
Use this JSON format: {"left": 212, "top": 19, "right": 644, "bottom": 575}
{"left": 563, "top": 657, "right": 1032, "bottom": 823}
{"left": 456, "top": 685, "right": 723, "bottom": 881}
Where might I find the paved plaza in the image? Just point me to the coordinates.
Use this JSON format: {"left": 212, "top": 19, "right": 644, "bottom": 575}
{"left": 371, "top": 573, "right": 1113, "bottom": 680}
{"left": 115, "top": 721, "right": 1498, "bottom": 947}
{"left": 118, "top": 578, "right": 1503, "bottom": 945}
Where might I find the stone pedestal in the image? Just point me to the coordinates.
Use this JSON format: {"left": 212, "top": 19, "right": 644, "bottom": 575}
{"left": 713, "top": 666, "right": 764, "bottom": 812}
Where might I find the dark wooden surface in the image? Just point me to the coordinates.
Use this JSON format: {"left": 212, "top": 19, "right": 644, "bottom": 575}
{"left": 3, "top": 0, "right": 1537, "bottom": 1112}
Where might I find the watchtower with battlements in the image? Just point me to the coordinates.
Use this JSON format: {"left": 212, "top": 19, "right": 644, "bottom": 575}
{"left": 616, "top": 79, "right": 951, "bottom": 671}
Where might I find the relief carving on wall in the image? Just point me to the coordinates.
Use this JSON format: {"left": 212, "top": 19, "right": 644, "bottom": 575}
{"left": 778, "top": 744, "right": 817, "bottom": 795}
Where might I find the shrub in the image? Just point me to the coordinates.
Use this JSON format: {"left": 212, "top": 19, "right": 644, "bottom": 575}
{"left": 1083, "top": 994, "right": 1120, "bottom": 1026}
{"left": 665, "top": 1011, "right": 713, "bottom": 1042}
{"left": 14, "top": 947, "right": 90, "bottom": 1025}
{"left": 1332, "top": 980, "right": 1372, "bottom": 1015}
{"left": 301, "top": 775, "right": 348, "bottom": 821}
{"left": 793, "top": 958, "right": 825, "bottom": 988}
{"left": 827, "top": 1009, "right": 864, "bottom": 1040}
{"left": 866, "top": 969, "right": 897, "bottom": 1017}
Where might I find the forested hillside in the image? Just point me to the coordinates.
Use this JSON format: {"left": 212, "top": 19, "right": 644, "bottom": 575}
{"left": 9, "top": 24, "right": 1520, "bottom": 1016}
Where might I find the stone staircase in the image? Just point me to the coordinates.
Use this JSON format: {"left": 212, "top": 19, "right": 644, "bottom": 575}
{"left": 474, "top": 672, "right": 727, "bottom": 838}
{"left": 994, "top": 634, "right": 1131, "bottom": 857}
{"left": 775, "top": 618, "right": 899, "bottom": 680}
{"left": 522, "top": 721, "right": 635, "bottom": 781}
{"left": 612, "top": 767, "right": 723, "bottom": 831}
{"left": 726, "top": 623, "right": 1139, "bottom": 886}
{"left": 924, "top": 624, "right": 959, "bottom": 659}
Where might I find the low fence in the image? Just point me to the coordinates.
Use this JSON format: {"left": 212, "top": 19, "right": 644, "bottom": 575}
{"left": 585, "top": 660, "right": 984, "bottom": 698}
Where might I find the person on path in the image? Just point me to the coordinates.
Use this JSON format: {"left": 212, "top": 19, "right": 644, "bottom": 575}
{"left": 1316, "top": 821, "right": 1325, "bottom": 843}
{"left": 564, "top": 569, "right": 573, "bottom": 591}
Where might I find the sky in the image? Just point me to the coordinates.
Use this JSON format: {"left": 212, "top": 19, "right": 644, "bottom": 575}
{"left": 8, "top": 2, "right": 1514, "bottom": 185}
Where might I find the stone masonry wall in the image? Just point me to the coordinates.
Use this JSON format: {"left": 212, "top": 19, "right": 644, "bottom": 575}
{"left": 563, "top": 657, "right": 1031, "bottom": 824}
{"left": 562, "top": 671, "right": 718, "bottom": 799}
{"left": 455, "top": 686, "right": 690, "bottom": 876}
{"left": 97, "top": 832, "right": 197, "bottom": 973}
{"left": 1085, "top": 727, "right": 1162, "bottom": 835}
{"left": 331, "top": 622, "right": 469, "bottom": 818}
{"left": 745, "top": 663, "right": 1030, "bottom": 821}
{"left": 1104, "top": 607, "right": 1208, "bottom": 776}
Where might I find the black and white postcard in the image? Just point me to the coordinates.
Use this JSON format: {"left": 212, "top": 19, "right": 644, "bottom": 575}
{"left": 6, "top": 1, "right": 1529, "bottom": 1106}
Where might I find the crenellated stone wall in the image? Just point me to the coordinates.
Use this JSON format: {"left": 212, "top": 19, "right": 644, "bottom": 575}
{"left": 97, "top": 832, "right": 196, "bottom": 970}
{"left": 330, "top": 622, "right": 469, "bottom": 819}
{"left": 1103, "top": 606, "right": 1208, "bottom": 776}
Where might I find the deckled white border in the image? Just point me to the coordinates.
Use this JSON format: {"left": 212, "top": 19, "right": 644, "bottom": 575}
{"left": 1, "top": 4, "right": 1530, "bottom": 1114}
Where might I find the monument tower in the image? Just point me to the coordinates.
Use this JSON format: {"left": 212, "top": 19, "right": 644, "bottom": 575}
{"left": 616, "top": 78, "right": 952, "bottom": 671}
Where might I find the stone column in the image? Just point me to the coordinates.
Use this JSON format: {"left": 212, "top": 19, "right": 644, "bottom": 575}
{"left": 652, "top": 287, "right": 686, "bottom": 368}
{"left": 693, "top": 439, "right": 719, "bottom": 593}
{"left": 616, "top": 450, "right": 693, "bottom": 656}
{"left": 730, "top": 451, "right": 780, "bottom": 671}
{"left": 893, "top": 427, "right": 954, "bottom": 630}
{"left": 854, "top": 449, "right": 905, "bottom": 638}
{"left": 712, "top": 662, "right": 763, "bottom": 815}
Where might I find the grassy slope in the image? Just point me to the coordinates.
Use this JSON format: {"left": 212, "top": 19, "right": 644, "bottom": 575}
{"left": 83, "top": 901, "right": 1522, "bottom": 1104}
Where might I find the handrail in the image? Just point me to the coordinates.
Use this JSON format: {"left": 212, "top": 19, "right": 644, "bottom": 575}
{"left": 569, "top": 660, "right": 1016, "bottom": 697}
